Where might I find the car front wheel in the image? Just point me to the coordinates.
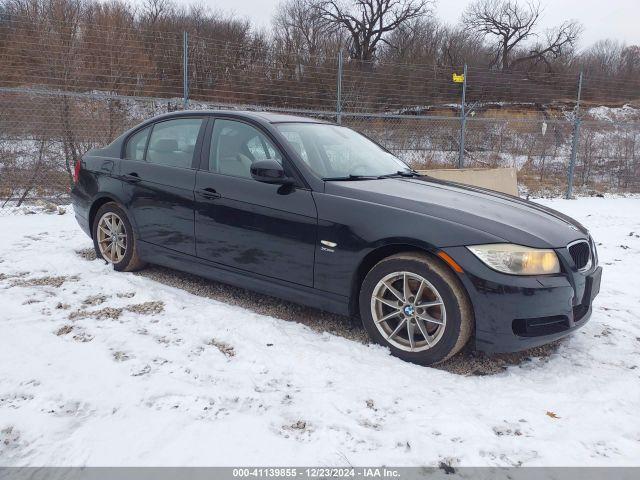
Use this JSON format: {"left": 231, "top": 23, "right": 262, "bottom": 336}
{"left": 92, "top": 202, "right": 145, "bottom": 272}
{"left": 359, "top": 252, "right": 473, "bottom": 365}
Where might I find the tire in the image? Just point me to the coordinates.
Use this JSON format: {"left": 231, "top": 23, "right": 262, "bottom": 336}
{"left": 92, "top": 202, "right": 145, "bottom": 272}
{"left": 359, "top": 252, "right": 473, "bottom": 366}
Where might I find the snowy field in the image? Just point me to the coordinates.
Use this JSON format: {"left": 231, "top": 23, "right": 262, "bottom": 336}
{"left": 0, "top": 197, "right": 639, "bottom": 467}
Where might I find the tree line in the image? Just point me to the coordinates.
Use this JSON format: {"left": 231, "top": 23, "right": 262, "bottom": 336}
{"left": 0, "top": 0, "right": 639, "bottom": 110}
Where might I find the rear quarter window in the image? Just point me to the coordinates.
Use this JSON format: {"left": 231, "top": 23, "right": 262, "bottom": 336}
{"left": 125, "top": 127, "right": 150, "bottom": 161}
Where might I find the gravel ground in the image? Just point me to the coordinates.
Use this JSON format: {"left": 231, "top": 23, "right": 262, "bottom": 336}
{"left": 76, "top": 247, "right": 560, "bottom": 375}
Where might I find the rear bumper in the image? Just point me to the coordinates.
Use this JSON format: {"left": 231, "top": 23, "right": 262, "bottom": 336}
{"left": 71, "top": 187, "right": 92, "bottom": 238}
{"left": 443, "top": 246, "right": 602, "bottom": 354}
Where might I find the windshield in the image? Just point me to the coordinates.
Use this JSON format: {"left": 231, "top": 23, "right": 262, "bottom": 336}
{"left": 275, "top": 123, "right": 412, "bottom": 180}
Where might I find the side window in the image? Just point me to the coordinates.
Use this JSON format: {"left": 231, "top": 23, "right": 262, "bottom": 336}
{"left": 209, "top": 119, "right": 282, "bottom": 179}
{"left": 146, "top": 118, "right": 203, "bottom": 169}
{"left": 246, "top": 136, "right": 279, "bottom": 161}
{"left": 125, "top": 127, "right": 150, "bottom": 161}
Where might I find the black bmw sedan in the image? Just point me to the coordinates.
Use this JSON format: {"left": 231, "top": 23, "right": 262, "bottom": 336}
{"left": 71, "top": 110, "right": 602, "bottom": 365}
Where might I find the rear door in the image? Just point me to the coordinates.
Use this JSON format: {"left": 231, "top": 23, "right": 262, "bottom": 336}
{"left": 194, "top": 117, "right": 317, "bottom": 286}
{"left": 120, "top": 116, "right": 205, "bottom": 256}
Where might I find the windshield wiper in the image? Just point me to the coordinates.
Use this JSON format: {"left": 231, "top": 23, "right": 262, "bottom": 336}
{"left": 376, "top": 170, "right": 421, "bottom": 179}
{"left": 323, "top": 170, "right": 421, "bottom": 181}
{"left": 323, "top": 174, "right": 379, "bottom": 181}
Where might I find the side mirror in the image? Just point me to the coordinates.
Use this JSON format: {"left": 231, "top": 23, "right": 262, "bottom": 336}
{"left": 250, "top": 160, "right": 293, "bottom": 185}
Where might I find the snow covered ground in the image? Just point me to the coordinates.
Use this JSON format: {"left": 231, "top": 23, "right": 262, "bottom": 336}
{"left": 0, "top": 197, "right": 639, "bottom": 467}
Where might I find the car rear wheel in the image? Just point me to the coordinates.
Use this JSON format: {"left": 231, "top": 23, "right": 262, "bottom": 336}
{"left": 92, "top": 202, "right": 145, "bottom": 272}
{"left": 359, "top": 252, "right": 472, "bottom": 365}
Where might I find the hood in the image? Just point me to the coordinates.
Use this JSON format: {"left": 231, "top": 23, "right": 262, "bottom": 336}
{"left": 324, "top": 176, "right": 589, "bottom": 248}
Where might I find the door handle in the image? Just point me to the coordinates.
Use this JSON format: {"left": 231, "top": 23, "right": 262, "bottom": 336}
{"left": 196, "top": 187, "right": 221, "bottom": 200}
{"left": 122, "top": 172, "right": 141, "bottom": 184}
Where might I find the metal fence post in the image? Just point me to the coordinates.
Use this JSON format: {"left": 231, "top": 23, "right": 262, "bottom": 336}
{"left": 458, "top": 63, "right": 468, "bottom": 168}
{"left": 336, "top": 50, "right": 343, "bottom": 124}
{"left": 566, "top": 71, "right": 583, "bottom": 199}
{"left": 183, "top": 31, "right": 189, "bottom": 110}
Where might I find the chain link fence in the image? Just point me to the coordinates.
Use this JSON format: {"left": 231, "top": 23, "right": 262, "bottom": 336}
{"left": 1, "top": 17, "right": 639, "bottom": 214}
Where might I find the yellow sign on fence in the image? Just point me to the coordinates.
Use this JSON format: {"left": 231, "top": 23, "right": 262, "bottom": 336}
{"left": 452, "top": 73, "right": 465, "bottom": 83}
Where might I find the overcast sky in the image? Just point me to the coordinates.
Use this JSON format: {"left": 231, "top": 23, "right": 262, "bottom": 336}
{"left": 167, "top": 0, "right": 640, "bottom": 49}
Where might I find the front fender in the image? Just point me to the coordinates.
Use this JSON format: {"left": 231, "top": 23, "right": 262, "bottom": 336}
{"left": 312, "top": 191, "right": 504, "bottom": 297}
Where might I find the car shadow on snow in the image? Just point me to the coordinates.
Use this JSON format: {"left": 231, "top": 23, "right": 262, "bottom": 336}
{"left": 76, "top": 248, "right": 563, "bottom": 376}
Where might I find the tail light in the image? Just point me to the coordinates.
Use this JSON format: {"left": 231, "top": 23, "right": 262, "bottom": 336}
{"left": 73, "top": 159, "right": 81, "bottom": 184}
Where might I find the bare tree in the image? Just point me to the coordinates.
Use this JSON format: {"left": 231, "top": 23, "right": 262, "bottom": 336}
{"left": 316, "top": 0, "right": 432, "bottom": 63}
{"left": 463, "top": 0, "right": 581, "bottom": 71}
{"left": 273, "top": 0, "right": 338, "bottom": 60}
{"left": 579, "top": 39, "right": 625, "bottom": 76}
{"left": 439, "top": 25, "right": 492, "bottom": 67}
{"left": 620, "top": 45, "right": 640, "bottom": 76}
{"left": 579, "top": 40, "right": 640, "bottom": 80}
{"left": 378, "top": 17, "right": 442, "bottom": 65}
{"left": 140, "top": 0, "right": 172, "bottom": 26}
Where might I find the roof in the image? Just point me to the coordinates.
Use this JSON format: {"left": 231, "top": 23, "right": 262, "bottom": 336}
{"left": 175, "top": 109, "right": 332, "bottom": 124}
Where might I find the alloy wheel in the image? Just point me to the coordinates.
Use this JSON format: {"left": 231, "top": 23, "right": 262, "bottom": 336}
{"left": 96, "top": 212, "right": 127, "bottom": 264}
{"left": 370, "top": 271, "right": 447, "bottom": 352}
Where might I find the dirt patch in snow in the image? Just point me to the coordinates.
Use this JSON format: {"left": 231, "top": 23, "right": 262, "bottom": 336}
{"left": 437, "top": 341, "right": 562, "bottom": 376}
{"left": 288, "top": 420, "right": 307, "bottom": 430}
{"left": 11, "top": 275, "right": 79, "bottom": 288}
{"left": 0, "top": 394, "right": 34, "bottom": 408}
{"left": 69, "top": 306, "right": 123, "bottom": 321}
{"left": 75, "top": 248, "right": 97, "bottom": 261}
{"left": 55, "top": 325, "right": 74, "bottom": 336}
{"left": 22, "top": 298, "right": 42, "bottom": 305}
{"left": 0, "top": 426, "right": 23, "bottom": 452}
{"left": 68, "top": 301, "right": 165, "bottom": 321}
{"left": 82, "top": 295, "right": 107, "bottom": 306}
{"left": 72, "top": 330, "right": 94, "bottom": 343}
{"left": 127, "top": 301, "right": 164, "bottom": 315}
{"left": 113, "top": 351, "right": 132, "bottom": 362}
{"left": 0, "top": 272, "right": 28, "bottom": 282}
{"left": 207, "top": 339, "right": 236, "bottom": 358}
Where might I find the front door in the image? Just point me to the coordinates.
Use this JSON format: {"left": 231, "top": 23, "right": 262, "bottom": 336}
{"left": 120, "top": 117, "right": 205, "bottom": 256}
{"left": 194, "top": 118, "right": 317, "bottom": 287}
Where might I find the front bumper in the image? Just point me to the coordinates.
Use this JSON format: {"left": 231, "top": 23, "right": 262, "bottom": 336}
{"left": 443, "top": 246, "right": 602, "bottom": 353}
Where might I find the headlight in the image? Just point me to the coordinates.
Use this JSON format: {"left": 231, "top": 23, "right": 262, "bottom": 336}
{"left": 467, "top": 244, "right": 560, "bottom": 275}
